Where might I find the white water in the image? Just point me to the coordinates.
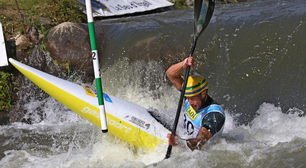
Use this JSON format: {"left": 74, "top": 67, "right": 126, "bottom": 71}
{"left": 2, "top": 0, "right": 306, "bottom": 166}
{"left": 1, "top": 88, "right": 306, "bottom": 167}
{"left": 2, "top": 58, "right": 306, "bottom": 168}
{"left": 2, "top": 47, "right": 306, "bottom": 168}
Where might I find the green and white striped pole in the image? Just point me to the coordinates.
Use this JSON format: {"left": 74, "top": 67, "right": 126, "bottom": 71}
{"left": 85, "top": 0, "right": 108, "bottom": 133}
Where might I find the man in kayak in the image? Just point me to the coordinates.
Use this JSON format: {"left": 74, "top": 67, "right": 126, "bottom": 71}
{"left": 166, "top": 57, "right": 225, "bottom": 151}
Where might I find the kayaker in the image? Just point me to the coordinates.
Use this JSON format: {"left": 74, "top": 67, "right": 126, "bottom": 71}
{"left": 166, "top": 57, "right": 225, "bottom": 151}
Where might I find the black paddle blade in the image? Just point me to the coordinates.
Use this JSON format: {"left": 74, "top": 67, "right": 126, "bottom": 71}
{"left": 193, "top": 0, "right": 215, "bottom": 42}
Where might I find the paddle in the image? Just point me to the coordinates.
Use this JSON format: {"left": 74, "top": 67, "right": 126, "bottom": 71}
{"left": 85, "top": 0, "right": 108, "bottom": 133}
{"left": 165, "top": 0, "right": 215, "bottom": 159}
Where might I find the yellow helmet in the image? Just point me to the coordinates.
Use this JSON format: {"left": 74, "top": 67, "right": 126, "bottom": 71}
{"left": 183, "top": 76, "right": 208, "bottom": 97}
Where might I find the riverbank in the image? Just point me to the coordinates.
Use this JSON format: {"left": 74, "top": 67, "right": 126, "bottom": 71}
{"left": 0, "top": 0, "right": 245, "bottom": 40}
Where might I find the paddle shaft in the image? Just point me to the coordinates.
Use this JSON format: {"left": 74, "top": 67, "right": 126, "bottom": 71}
{"left": 85, "top": 0, "right": 108, "bottom": 133}
{"left": 165, "top": 38, "right": 199, "bottom": 159}
{"left": 165, "top": 0, "right": 215, "bottom": 159}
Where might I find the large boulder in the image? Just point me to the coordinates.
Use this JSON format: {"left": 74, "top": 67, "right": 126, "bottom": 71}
{"left": 7, "top": 22, "right": 106, "bottom": 124}
{"left": 46, "top": 22, "right": 106, "bottom": 83}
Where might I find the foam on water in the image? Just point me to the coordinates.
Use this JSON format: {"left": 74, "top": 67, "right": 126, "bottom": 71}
{"left": 2, "top": 0, "right": 306, "bottom": 166}
{"left": 1, "top": 100, "right": 306, "bottom": 167}
{"left": 2, "top": 53, "right": 306, "bottom": 167}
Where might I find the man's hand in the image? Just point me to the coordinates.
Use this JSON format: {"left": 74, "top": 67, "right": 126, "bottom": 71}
{"left": 182, "top": 57, "right": 195, "bottom": 69}
{"left": 166, "top": 56, "right": 196, "bottom": 91}
{"left": 186, "top": 127, "right": 212, "bottom": 151}
{"left": 167, "top": 133, "right": 179, "bottom": 146}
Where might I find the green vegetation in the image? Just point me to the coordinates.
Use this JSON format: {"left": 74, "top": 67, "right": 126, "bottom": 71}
{"left": 0, "top": 0, "right": 87, "bottom": 39}
{"left": 174, "top": 0, "right": 191, "bottom": 9}
{"left": 0, "top": 72, "right": 17, "bottom": 110}
{"left": 64, "top": 62, "right": 70, "bottom": 76}
{"left": 172, "top": 0, "right": 238, "bottom": 9}
{"left": 38, "top": 23, "right": 49, "bottom": 52}
{"left": 0, "top": 0, "right": 87, "bottom": 111}
{"left": 0, "top": 0, "right": 240, "bottom": 40}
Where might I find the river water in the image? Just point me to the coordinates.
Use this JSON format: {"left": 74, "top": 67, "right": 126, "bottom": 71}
{"left": 1, "top": 0, "right": 306, "bottom": 167}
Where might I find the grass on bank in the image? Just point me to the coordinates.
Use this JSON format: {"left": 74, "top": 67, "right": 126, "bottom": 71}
{"left": 0, "top": 0, "right": 87, "bottom": 110}
{"left": 0, "top": 0, "right": 87, "bottom": 39}
{"left": 0, "top": 72, "right": 17, "bottom": 110}
{"left": 0, "top": 0, "right": 238, "bottom": 39}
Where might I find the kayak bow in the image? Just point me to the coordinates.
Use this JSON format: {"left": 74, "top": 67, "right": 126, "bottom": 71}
{"left": 9, "top": 58, "right": 170, "bottom": 149}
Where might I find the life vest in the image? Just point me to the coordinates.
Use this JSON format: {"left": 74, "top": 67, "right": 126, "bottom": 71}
{"left": 183, "top": 99, "right": 225, "bottom": 138}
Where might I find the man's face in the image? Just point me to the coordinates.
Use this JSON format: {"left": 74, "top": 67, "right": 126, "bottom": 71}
{"left": 186, "top": 91, "right": 206, "bottom": 110}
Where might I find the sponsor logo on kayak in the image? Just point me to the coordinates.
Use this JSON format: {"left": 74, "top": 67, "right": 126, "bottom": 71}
{"left": 145, "top": 124, "right": 150, "bottom": 130}
{"left": 81, "top": 107, "right": 132, "bottom": 133}
{"left": 106, "top": 117, "right": 132, "bottom": 133}
{"left": 125, "top": 115, "right": 150, "bottom": 129}
{"left": 82, "top": 86, "right": 113, "bottom": 103}
{"left": 130, "top": 116, "right": 145, "bottom": 128}
{"left": 82, "top": 86, "right": 96, "bottom": 97}
{"left": 81, "top": 107, "right": 100, "bottom": 118}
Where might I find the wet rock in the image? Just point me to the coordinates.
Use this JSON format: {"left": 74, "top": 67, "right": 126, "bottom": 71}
{"left": 46, "top": 22, "right": 105, "bottom": 83}
{"left": 6, "top": 22, "right": 107, "bottom": 123}
{"left": 186, "top": 0, "right": 193, "bottom": 6}
{"left": 26, "top": 26, "right": 40, "bottom": 45}
{"left": 5, "top": 22, "right": 107, "bottom": 123}
{"left": 0, "top": 111, "right": 9, "bottom": 125}
{"left": 39, "top": 17, "right": 52, "bottom": 25}
{"left": 15, "top": 34, "right": 28, "bottom": 46}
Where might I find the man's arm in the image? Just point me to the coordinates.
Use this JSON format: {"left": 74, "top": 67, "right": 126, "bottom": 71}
{"left": 186, "top": 127, "right": 212, "bottom": 151}
{"left": 166, "top": 57, "right": 195, "bottom": 91}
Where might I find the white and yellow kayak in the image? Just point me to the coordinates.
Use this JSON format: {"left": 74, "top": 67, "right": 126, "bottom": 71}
{"left": 8, "top": 58, "right": 170, "bottom": 149}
